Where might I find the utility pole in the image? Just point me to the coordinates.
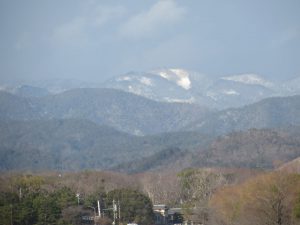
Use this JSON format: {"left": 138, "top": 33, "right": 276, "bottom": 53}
{"left": 113, "top": 199, "right": 118, "bottom": 225}
{"left": 19, "top": 187, "right": 22, "bottom": 200}
{"left": 10, "top": 204, "right": 13, "bottom": 225}
{"left": 118, "top": 200, "right": 121, "bottom": 222}
{"left": 101, "top": 199, "right": 120, "bottom": 224}
{"left": 97, "top": 200, "right": 101, "bottom": 218}
{"left": 76, "top": 193, "right": 80, "bottom": 205}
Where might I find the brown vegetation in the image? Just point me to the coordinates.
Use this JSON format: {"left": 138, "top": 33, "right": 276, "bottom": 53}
{"left": 210, "top": 172, "right": 300, "bottom": 225}
{"left": 1, "top": 168, "right": 299, "bottom": 225}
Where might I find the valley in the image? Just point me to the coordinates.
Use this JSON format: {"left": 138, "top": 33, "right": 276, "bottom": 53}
{"left": 1, "top": 71, "right": 300, "bottom": 225}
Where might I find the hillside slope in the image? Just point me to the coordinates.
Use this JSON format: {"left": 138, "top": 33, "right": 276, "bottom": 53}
{"left": 103, "top": 69, "right": 280, "bottom": 109}
{"left": 116, "top": 127, "right": 300, "bottom": 173}
{"left": 186, "top": 95, "right": 300, "bottom": 135}
{"left": 0, "top": 88, "right": 210, "bottom": 135}
{"left": 0, "top": 119, "right": 212, "bottom": 171}
{"left": 278, "top": 157, "right": 300, "bottom": 173}
{"left": 191, "top": 128, "right": 300, "bottom": 169}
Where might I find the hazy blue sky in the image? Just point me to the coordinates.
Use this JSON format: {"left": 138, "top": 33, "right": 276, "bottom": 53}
{"left": 0, "top": 0, "right": 299, "bottom": 84}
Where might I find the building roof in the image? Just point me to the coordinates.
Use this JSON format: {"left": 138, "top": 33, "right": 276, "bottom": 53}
{"left": 168, "top": 208, "right": 182, "bottom": 215}
{"left": 153, "top": 204, "right": 168, "bottom": 210}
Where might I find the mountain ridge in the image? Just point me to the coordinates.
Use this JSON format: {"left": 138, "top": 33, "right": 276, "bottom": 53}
{"left": 2, "top": 69, "right": 300, "bottom": 110}
{"left": 115, "top": 127, "right": 300, "bottom": 173}
{"left": 0, "top": 119, "right": 213, "bottom": 171}
{"left": 0, "top": 88, "right": 210, "bottom": 135}
{"left": 103, "top": 69, "right": 300, "bottom": 109}
{"left": 184, "top": 94, "right": 300, "bottom": 135}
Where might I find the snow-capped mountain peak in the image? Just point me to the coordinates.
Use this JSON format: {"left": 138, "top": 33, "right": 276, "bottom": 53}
{"left": 103, "top": 69, "right": 298, "bottom": 109}
{"left": 139, "top": 77, "right": 153, "bottom": 86}
{"left": 222, "top": 89, "right": 240, "bottom": 96}
{"left": 151, "top": 68, "right": 191, "bottom": 90}
{"left": 221, "top": 74, "right": 273, "bottom": 88}
{"left": 116, "top": 76, "right": 132, "bottom": 81}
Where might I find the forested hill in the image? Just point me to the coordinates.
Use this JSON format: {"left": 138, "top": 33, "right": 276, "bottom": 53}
{"left": 0, "top": 119, "right": 213, "bottom": 171}
{"left": 185, "top": 95, "right": 300, "bottom": 135}
{"left": 0, "top": 88, "right": 210, "bottom": 135}
{"left": 1, "top": 90, "right": 300, "bottom": 137}
{"left": 1, "top": 90, "right": 300, "bottom": 172}
{"left": 115, "top": 127, "right": 300, "bottom": 173}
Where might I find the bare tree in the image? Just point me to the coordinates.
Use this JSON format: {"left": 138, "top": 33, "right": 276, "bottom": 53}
{"left": 210, "top": 172, "right": 300, "bottom": 225}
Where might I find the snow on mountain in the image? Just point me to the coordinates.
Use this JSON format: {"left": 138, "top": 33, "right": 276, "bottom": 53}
{"left": 151, "top": 68, "right": 191, "bottom": 90}
{"left": 221, "top": 73, "right": 273, "bottom": 88}
{"left": 0, "top": 85, "right": 12, "bottom": 92}
{"left": 103, "top": 69, "right": 197, "bottom": 104}
{"left": 139, "top": 77, "right": 153, "bottom": 86}
{"left": 163, "top": 97, "right": 195, "bottom": 103}
{"left": 222, "top": 89, "right": 240, "bottom": 96}
{"left": 281, "top": 76, "right": 300, "bottom": 94}
{"left": 116, "top": 76, "right": 132, "bottom": 82}
{"left": 4, "top": 68, "right": 298, "bottom": 110}
{"left": 103, "top": 69, "right": 286, "bottom": 109}
{"left": 30, "top": 79, "right": 101, "bottom": 94}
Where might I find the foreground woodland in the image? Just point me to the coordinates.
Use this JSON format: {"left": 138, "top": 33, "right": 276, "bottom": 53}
{"left": 0, "top": 168, "right": 300, "bottom": 225}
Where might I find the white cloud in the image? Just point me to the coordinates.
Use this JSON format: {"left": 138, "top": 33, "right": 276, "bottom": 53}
{"left": 119, "top": 0, "right": 186, "bottom": 39}
{"left": 271, "top": 28, "right": 300, "bottom": 47}
{"left": 52, "top": 4, "right": 126, "bottom": 45}
{"left": 132, "top": 35, "right": 198, "bottom": 69}
{"left": 14, "top": 32, "right": 32, "bottom": 50}
{"left": 93, "top": 5, "right": 126, "bottom": 27}
{"left": 52, "top": 17, "right": 87, "bottom": 44}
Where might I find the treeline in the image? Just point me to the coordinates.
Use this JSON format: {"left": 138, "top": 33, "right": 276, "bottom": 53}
{"left": 0, "top": 175, "right": 76, "bottom": 225}
{"left": 0, "top": 169, "right": 300, "bottom": 225}
{"left": 179, "top": 170, "right": 300, "bottom": 225}
{"left": 209, "top": 172, "right": 300, "bottom": 225}
{"left": 0, "top": 173, "right": 154, "bottom": 225}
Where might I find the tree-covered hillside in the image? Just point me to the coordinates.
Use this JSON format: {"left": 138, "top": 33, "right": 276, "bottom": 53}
{"left": 0, "top": 119, "right": 212, "bottom": 171}
{"left": 185, "top": 95, "right": 300, "bottom": 135}
{"left": 0, "top": 88, "right": 210, "bottom": 135}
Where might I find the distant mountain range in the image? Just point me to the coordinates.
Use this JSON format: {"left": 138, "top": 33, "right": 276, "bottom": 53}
{"left": 1, "top": 69, "right": 300, "bottom": 172}
{"left": 0, "top": 88, "right": 209, "bottom": 135}
{"left": 2, "top": 68, "right": 300, "bottom": 109}
{"left": 2, "top": 88, "right": 300, "bottom": 136}
{"left": 103, "top": 69, "right": 300, "bottom": 109}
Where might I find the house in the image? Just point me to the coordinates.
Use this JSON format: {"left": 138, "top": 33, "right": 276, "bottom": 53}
{"left": 153, "top": 205, "right": 184, "bottom": 225}
{"left": 153, "top": 204, "right": 169, "bottom": 225}
{"left": 167, "top": 208, "right": 183, "bottom": 225}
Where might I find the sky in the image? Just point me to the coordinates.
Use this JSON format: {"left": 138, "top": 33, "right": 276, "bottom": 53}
{"left": 0, "top": 0, "right": 300, "bottom": 85}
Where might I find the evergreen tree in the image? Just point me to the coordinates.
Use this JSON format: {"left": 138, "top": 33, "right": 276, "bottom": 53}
{"left": 105, "top": 189, "right": 154, "bottom": 225}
